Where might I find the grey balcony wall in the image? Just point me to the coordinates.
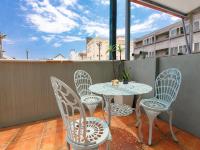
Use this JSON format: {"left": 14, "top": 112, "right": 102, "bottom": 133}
{"left": 1, "top": 55, "right": 200, "bottom": 137}
{"left": 125, "top": 54, "right": 200, "bottom": 137}
{"left": 0, "top": 61, "right": 115, "bottom": 128}
{"left": 158, "top": 54, "right": 200, "bottom": 137}
{"left": 124, "top": 58, "right": 156, "bottom": 98}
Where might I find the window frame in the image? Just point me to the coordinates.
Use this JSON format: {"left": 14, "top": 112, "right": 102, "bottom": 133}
{"left": 193, "top": 20, "right": 200, "bottom": 32}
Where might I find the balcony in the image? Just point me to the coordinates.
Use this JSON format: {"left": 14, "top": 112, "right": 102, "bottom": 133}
{"left": 1, "top": 54, "right": 200, "bottom": 149}
{"left": 1, "top": 109, "right": 200, "bottom": 150}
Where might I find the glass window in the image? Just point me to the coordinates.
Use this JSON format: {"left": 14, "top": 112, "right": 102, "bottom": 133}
{"left": 169, "top": 48, "right": 174, "bottom": 55}
{"left": 177, "top": 28, "right": 180, "bottom": 34}
{"left": 178, "top": 46, "right": 183, "bottom": 53}
{"left": 143, "top": 39, "right": 147, "bottom": 45}
{"left": 194, "top": 43, "right": 199, "bottom": 52}
{"left": 180, "top": 27, "right": 184, "bottom": 34}
{"left": 194, "top": 21, "right": 200, "bottom": 31}
{"left": 147, "top": 51, "right": 155, "bottom": 57}
{"left": 171, "top": 47, "right": 178, "bottom": 55}
{"left": 170, "top": 29, "right": 177, "bottom": 37}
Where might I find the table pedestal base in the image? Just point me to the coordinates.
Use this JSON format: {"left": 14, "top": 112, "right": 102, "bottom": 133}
{"left": 104, "top": 103, "right": 134, "bottom": 116}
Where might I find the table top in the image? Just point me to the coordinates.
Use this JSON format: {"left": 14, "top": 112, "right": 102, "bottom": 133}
{"left": 89, "top": 82, "right": 152, "bottom": 96}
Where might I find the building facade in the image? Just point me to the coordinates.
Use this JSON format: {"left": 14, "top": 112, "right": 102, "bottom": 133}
{"left": 85, "top": 36, "right": 134, "bottom": 60}
{"left": 133, "top": 12, "right": 200, "bottom": 59}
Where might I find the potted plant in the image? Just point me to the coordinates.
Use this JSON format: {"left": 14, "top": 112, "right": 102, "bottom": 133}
{"left": 122, "top": 70, "right": 130, "bottom": 84}
{"left": 117, "top": 44, "right": 125, "bottom": 79}
{"left": 117, "top": 44, "right": 123, "bottom": 61}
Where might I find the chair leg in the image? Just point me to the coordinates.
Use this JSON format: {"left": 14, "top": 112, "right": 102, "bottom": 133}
{"left": 168, "top": 110, "right": 178, "bottom": 142}
{"left": 135, "top": 96, "right": 142, "bottom": 127}
{"left": 148, "top": 114, "right": 154, "bottom": 145}
{"left": 87, "top": 104, "right": 97, "bottom": 116}
{"left": 144, "top": 109, "right": 160, "bottom": 145}
{"left": 106, "top": 142, "right": 111, "bottom": 150}
{"left": 66, "top": 141, "right": 70, "bottom": 150}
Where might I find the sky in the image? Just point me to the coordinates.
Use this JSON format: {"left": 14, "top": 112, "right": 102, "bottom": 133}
{"left": 0, "top": 0, "right": 180, "bottom": 60}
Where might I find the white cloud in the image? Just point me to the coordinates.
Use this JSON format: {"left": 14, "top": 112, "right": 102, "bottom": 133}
{"left": 29, "top": 36, "right": 39, "bottom": 41}
{"left": 60, "top": 0, "right": 77, "bottom": 7}
{"left": 22, "top": 0, "right": 110, "bottom": 39}
{"left": 56, "top": 6, "right": 80, "bottom": 19}
{"left": 23, "top": 0, "right": 79, "bottom": 34}
{"left": 131, "top": 3, "right": 147, "bottom": 10}
{"left": 82, "top": 21, "right": 109, "bottom": 37}
{"left": 4, "top": 39, "right": 15, "bottom": 45}
{"left": 53, "top": 42, "right": 62, "bottom": 47}
{"left": 170, "top": 16, "right": 180, "bottom": 22}
{"left": 133, "top": 19, "right": 140, "bottom": 24}
{"left": 96, "top": 0, "right": 109, "bottom": 5}
{"left": 42, "top": 35, "right": 55, "bottom": 43}
{"left": 117, "top": 13, "right": 176, "bottom": 36}
{"left": 81, "top": 13, "right": 171, "bottom": 38}
{"left": 131, "top": 13, "right": 161, "bottom": 33}
{"left": 84, "top": 10, "right": 90, "bottom": 14}
{"left": 134, "top": 3, "right": 145, "bottom": 8}
{"left": 62, "top": 36, "right": 84, "bottom": 42}
{"left": 42, "top": 34, "right": 84, "bottom": 45}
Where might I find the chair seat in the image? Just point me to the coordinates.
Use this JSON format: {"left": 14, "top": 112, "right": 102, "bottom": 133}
{"left": 140, "top": 98, "right": 169, "bottom": 111}
{"left": 68, "top": 117, "right": 110, "bottom": 149}
{"left": 81, "top": 95, "right": 102, "bottom": 105}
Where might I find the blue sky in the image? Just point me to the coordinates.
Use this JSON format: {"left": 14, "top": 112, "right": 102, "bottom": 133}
{"left": 0, "top": 0, "right": 179, "bottom": 59}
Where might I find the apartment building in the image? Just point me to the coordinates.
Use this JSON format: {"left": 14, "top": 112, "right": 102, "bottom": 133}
{"left": 133, "top": 12, "right": 200, "bottom": 59}
{"left": 85, "top": 36, "right": 134, "bottom": 60}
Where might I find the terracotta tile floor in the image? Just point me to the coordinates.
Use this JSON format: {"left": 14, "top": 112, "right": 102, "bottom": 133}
{"left": 0, "top": 110, "right": 200, "bottom": 150}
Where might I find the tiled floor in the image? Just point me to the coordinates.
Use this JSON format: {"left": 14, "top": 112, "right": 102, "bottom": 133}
{"left": 0, "top": 110, "right": 200, "bottom": 150}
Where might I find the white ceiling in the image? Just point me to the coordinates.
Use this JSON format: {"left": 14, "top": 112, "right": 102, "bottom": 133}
{"left": 151, "top": 0, "right": 200, "bottom": 14}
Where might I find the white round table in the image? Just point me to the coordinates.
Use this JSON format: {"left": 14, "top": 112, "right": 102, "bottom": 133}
{"left": 89, "top": 82, "right": 152, "bottom": 127}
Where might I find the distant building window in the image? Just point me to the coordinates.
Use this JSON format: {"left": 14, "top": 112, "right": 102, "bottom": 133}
{"left": 178, "top": 45, "right": 187, "bottom": 54}
{"left": 147, "top": 51, "right": 155, "bottom": 58}
{"left": 178, "top": 46, "right": 183, "bottom": 53}
{"left": 180, "top": 27, "right": 184, "bottom": 34}
{"left": 143, "top": 39, "right": 147, "bottom": 45}
{"left": 143, "top": 36, "right": 154, "bottom": 46}
{"left": 147, "top": 38, "right": 149, "bottom": 44}
{"left": 174, "top": 47, "right": 178, "bottom": 55}
{"left": 152, "top": 37, "right": 155, "bottom": 43}
{"left": 169, "top": 47, "right": 178, "bottom": 55}
{"left": 170, "top": 27, "right": 184, "bottom": 38}
{"left": 194, "top": 43, "right": 200, "bottom": 52}
{"left": 193, "top": 21, "right": 200, "bottom": 32}
{"left": 170, "top": 29, "right": 177, "bottom": 37}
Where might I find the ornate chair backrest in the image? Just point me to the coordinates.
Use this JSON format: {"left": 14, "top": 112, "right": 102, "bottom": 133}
{"left": 155, "top": 68, "right": 182, "bottom": 107}
{"left": 74, "top": 70, "right": 93, "bottom": 97}
{"left": 50, "top": 76, "right": 88, "bottom": 144}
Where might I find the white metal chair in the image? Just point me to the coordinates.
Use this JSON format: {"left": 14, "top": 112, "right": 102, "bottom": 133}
{"left": 51, "top": 76, "right": 111, "bottom": 150}
{"left": 140, "top": 68, "right": 182, "bottom": 145}
{"left": 74, "top": 70, "right": 103, "bottom": 116}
